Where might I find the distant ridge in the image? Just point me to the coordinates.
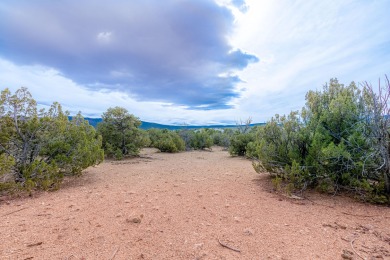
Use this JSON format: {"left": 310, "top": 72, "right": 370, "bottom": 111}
{"left": 69, "top": 117, "right": 265, "bottom": 130}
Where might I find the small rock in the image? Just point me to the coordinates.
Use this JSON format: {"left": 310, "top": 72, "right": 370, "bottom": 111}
{"left": 244, "top": 228, "right": 254, "bottom": 235}
{"left": 341, "top": 249, "right": 354, "bottom": 259}
{"left": 127, "top": 217, "right": 142, "bottom": 224}
{"left": 194, "top": 243, "right": 204, "bottom": 249}
{"left": 335, "top": 222, "right": 347, "bottom": 230}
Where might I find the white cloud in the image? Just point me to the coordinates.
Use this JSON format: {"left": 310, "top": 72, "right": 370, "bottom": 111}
{"left": 97, "top": 31, "right": 112, "bottom": 43}
{"left": 228, "top": 0, "right": 390, "bottom": 121}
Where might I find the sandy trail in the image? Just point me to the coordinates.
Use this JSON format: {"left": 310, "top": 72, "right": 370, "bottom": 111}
{"left": 1, "top": 147, "right": 389, "bottom": 260}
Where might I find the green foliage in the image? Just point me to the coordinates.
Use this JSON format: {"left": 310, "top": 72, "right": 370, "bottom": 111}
{"left": 251, "top": 78, "right": 390, "bottom": 203}
{"left": 43, "top": 112, "right": 104, "bottom": 175}
{"left": 190, "top": 129, "right": 213, "bottom": 150}
{"left": 177, "top": 129, "right": 195, "bottom": 150}
{"left": 0, "top": 87, "right": 104, "bottom": 192}
{"left": 97, "top": 107, "right": 149, "bottom": 158}
{"left": 210, "top": 129, "right": 231, "bottom": 149}
{"left": 148, "top": 129, "right": 185, "bottom": 153}
{"left": 229, "top": 132, "right": 255, "bottom": 156}
{"left": 0, "top": 153, "right": 14, "bottom": 177}
{"left": 228, "top": 119, "right": 258, "bottom": 156}
{"left": 151, "top": 128, "right": 216, "bottom": 152}
{"left": 251, "top": 112, "right": 309, "bottom": 173}
{"left": 21, "top": 160, "right": 61, "bottom": 191}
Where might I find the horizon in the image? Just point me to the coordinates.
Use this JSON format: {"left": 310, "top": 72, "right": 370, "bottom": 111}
{"left": 1, "top": 0, "right": 389, "bottom": 125}
{"left": 70, "top": 116, "right": 265, "bottom": 127}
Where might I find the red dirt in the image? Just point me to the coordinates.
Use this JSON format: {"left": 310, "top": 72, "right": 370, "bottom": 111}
{"left": 1, "top": 147, "right": 389, "bottom": 259}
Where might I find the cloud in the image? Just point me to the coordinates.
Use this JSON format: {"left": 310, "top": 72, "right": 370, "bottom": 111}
{"left": 231, "top": 0, "right": 248, "bottom": 12}
{"left": 97, "top": 32, "right": 113, "bottom": 43}
{"left": 0, "top": 0, "right": 258, "bottom": 109}
{"left": 230, "top": 0, "right": 390, "bottom": 120}
{"left": 0, "top": 57, "right": 248, "bottom": 125}
{"left": 1, "top": 0, "right": 389, "bottom": 125}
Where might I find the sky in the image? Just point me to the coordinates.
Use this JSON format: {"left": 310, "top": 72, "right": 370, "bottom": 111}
{"left": 0, "top": 0, "right": 389, "bottom": 125}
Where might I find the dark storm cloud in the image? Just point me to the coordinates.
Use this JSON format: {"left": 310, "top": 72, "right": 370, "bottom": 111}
{"left": 0, "top": 0, "right": 257, "bottom": 109}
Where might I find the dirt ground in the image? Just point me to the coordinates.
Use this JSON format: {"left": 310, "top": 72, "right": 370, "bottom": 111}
{"left": 1, "top": 147, "right": 389, "bottom": 260}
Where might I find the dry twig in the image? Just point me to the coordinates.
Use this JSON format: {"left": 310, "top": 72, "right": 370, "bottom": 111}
{"left": 2, "top": 207, "right": 28, "bottom": 217}
{"left": 305, "top": 197, "right": 335, "bottom": 208}
{"left": 27, "top": 242, "right": 43, "bottom": 247}
{"left": 109, "top": 246, "right": 120, "bottom": 260}
{"left": 342, "top": 212, "right": 378, "bottom": 218}
{"left": 217, "top": 238, "right": 241, "bottom": 253}
{"left": 350, "top": 237, "right": 364, "bottom": 260}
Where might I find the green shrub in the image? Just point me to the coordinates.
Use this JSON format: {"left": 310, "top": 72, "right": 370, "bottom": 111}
{"left": 177, "top": 129, "right": 195, "bottom": 150}
{"left": 250, "top": 78, "right": 390, "bottom": 203}
{"left": 190, "top": 129, "right": 213, "bottom": 150}
{"left": 148, "top": 129, "right": 185, "bottom": 153}
{"left": 0, "top": 87, "right": 103, "bottom": 192}
{"left": 97, "top": 107, "right": 148, "bottom": 158}
{"left": 210, "top": 129, "right": 231, "bottom": 149}
{"left": 229, "top": 132, "right": 255, "bottom": 156}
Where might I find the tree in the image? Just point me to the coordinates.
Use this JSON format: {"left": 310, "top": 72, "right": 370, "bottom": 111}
{"left": 97, "top": 107, "right": 148, "bottom": 159}
{"left": 0, "top": 87, "right": 104, "bottom": 190}
{"left": 361, "top": 76, "right": 390, "bottom": 194}
{"left": 42, "top": 112, "right": 104, "bottom": 175}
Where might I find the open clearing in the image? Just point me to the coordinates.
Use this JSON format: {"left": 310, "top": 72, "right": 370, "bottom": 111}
{"left": 1, "top": 147, "right": 389, "bottom": 259}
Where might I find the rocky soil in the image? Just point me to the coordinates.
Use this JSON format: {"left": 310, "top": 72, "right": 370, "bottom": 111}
{"left": 1, "top": 147, "right": 389, "bottom": 259}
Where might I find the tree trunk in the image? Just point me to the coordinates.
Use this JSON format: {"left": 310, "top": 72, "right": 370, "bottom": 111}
{"left": 385, "top": 169, "right": 390, "bottom": 195}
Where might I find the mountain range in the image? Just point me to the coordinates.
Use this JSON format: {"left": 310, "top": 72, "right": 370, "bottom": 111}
{"left": 72, "top": 117, "right": 265, "bottom": 130}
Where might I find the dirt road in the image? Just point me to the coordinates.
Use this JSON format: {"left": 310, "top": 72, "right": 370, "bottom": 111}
{"left": 1, "top": 147, "right": 389, "bottom": 259}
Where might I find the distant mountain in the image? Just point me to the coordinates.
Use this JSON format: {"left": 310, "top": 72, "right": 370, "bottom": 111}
{"left": 69, "top": 117, "right": 265, "bottom": 130}
{"left": 139, "top": 121, "right": 265, "bottom": 130}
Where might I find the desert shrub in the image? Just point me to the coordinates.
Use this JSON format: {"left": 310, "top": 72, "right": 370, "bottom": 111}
{"left": 210, "top": 129, "right": 231, "bottom": 149}
{"left": 148, "top": 129, "right": 185, "bottom": 153}
{"left": 229, "top": 132, "right": 255, "bottom": 156}
{"left": 178, "top": 128, "right": 215, "bottom": 150}
{"left": 190, "top": 129, "right": 213, "bottom": 150}
{"left": 228, "top": 119, "right": 258, "bottom": 156}
{"left": 251, "top": 78, "right": 390, "bottom": 203}
{"left": 177, "top": 129, "right": 195, "bottom": 150}
{"left": 97, "top": 107, "right": 149, "bottom": 158}
{"left": 0, "top": 154, "right": 14, "bottom": 177}
{"left": 0, "top": 87, "right": 104, "bottom": 191}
